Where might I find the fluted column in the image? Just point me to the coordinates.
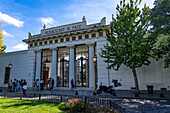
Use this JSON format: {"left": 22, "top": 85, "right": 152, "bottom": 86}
{"left": 68, "top": 45, "right": 75, "bottom": 88}
{"left": 36, "top": 50, "right": 42, "bottom": 80}
{"left": 51, "top": 48, "right": 58, "bottom": 87}
{"left": 88, "top": 43, "right": 95, "bottom": 88}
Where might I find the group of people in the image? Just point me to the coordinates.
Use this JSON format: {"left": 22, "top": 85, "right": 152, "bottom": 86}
{"left": 34, "top": 78, "right": 54, "bottom": 90}
{"left": 8, "top": 79, "right": 27, "bottom": 95}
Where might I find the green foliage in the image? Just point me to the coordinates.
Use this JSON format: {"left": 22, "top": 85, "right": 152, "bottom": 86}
{"left": 157, "top": 35, "right": 170, "bottom": 68}
{"left": 100, "top": 0, "right": 158, "bottom": 70}
{"left": 0, "top": 22, "right": 4, "bottom": 53}
{"left": 100, "top": 0, "right": 159, "bottom": 92}
{"left": 0, "top": 98, "right": 64, "bottom": 113}
{"left": 150, "top": 0, "right": 170, "bottom": 68}
{"left": 150, "top": 0, "right": 170, "bottom": 35}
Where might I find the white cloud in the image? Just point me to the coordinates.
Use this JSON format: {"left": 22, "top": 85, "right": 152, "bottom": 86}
{"left": 2, "top": 30, "right": 14, "bottom": 37}
{"left": 0, "top": 12, "right": 24, "bottom": 27}
{"left": 64, "top": 0, "right": 155, "bottom": 24}
{"left": 12, "top": 43, "right": 27, "bottom": 50}
{"left": 65, "top": 0, "right": 117, "bottom": 24}
{"left": 40, "top": 17, "right": 54, "bottom": 25}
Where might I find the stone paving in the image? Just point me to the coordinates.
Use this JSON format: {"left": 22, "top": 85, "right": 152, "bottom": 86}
{"left": 112, "top": 98, "right": 170, "bottom": 113}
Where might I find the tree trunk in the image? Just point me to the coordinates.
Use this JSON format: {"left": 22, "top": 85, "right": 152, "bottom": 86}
{"left": 132, "top": 66, "right": 140, "bottom": 93}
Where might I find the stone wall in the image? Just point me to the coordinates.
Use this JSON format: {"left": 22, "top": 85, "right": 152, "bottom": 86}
{"left": 0, "top": 50, "right": 35, "bottom": 87}
{"left": 96, "top": 40, "right": 170, "bottom": 91}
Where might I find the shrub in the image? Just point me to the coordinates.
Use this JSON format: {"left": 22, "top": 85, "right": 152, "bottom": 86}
{"left": 62, "top": 98, "right": 118, "bottom": 113}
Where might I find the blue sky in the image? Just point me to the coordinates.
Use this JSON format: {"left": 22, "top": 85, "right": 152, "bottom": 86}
{"left": 0, "top": 0, "right": 155, "bottom": 52}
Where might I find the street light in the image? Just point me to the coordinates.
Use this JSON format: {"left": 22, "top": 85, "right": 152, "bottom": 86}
{"left": 93, "top": 56, "right": 97, "bottom": 95}
{"left": 93, "top": 56, "right": 97, "bottom": 62}
{"left": 8, "top": 63, "right": 12, "bottom": 68}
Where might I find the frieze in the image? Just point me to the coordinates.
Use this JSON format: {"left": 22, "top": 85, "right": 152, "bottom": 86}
{"left": 41, "top": 22, "right": 86, "bottom": 36}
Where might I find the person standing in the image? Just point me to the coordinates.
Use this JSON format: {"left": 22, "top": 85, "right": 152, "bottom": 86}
{"left": 52, "top": 79, "right": 54, "bottom": 89}
{"left": 20, "top": 80, "right": 23, "bottom": 93}
{"left": 16, "top": 80, "right": 20, "bottom": 92}
{"left": 23, "top": 80, "right": 27, "bottom": 95}
{"left": 36, "top": 79, "right": 40, "bottom": 90}
{"left": 12, "top": 79, "right": 16, "bottom": 92}
{"left": 9, "top": 80, "right": 13, "bottom": 92}
{"left": 40, "top": 79, "right": 44, "bottom": 90}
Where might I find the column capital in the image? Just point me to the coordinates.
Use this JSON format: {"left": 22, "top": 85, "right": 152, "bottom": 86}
{"left": 35, "top": 49, "right": 42, "bottom": 52}
{"left": 50, "top": 47, "right": 58, "bottom": 51}
{"left": 67, "top": 44, "right": 75, "bottom": 48}
{"left": 86, "top": 42, "right": 95, "bottom": 46}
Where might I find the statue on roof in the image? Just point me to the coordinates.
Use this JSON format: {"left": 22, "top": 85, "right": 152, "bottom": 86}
{"left": 82, "top": 16, "right": 86, "bottom": 21}
{"left": 43, "top": 24, "right": 47, "bottom": 29}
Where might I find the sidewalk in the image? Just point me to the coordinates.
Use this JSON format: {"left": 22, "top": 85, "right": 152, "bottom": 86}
{"left": 1, "top": 87, "right": 170, "bottom": 99}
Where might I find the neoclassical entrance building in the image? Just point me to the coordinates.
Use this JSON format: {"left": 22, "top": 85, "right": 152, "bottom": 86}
{"left": 0, "top": 17, "right": 170, "bottom": 92}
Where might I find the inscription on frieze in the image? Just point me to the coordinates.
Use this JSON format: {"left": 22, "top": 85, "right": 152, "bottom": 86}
{"left": 42, "top": 23, "right": 83, "bottom": 36}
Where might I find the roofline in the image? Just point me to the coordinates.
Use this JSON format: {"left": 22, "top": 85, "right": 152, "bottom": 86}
{"left": 0, "top": 50, "right": 28, "bottom": 56}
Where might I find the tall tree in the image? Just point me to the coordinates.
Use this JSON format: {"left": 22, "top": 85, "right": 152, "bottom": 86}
{"left": 100, "top": 0, "right": 158, "bottom": 92}
{"left": 150, "top": 0, "right": 170, "bottom": 68}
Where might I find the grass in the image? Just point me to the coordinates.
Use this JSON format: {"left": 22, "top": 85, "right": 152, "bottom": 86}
{"left": 0, "top": 98, "right": 65, "bottom": 113}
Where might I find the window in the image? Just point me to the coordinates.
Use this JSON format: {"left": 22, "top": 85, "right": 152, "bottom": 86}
{"left": 30, "top": 43, "right": 33, "bottom": 47}
{"left": 55, "top": 39, "right": 58, "bottom": 43}
{"left": 49, "top": 40, "right": 53, "bottom": 44}
{"left": 44, "top": 41, "right": 47, "bottom": 45}
{"left": 92, "top": 33, "right": 96, "bottom": 38}
{"left": 66, "top": 37, "right": 69, "bottom": 42}
{"left": 39, "top": 42, "right": 42, "bottom": 46}
{"left": 85, "top": 34, "right": 89, "bottom": 39}
{"left": 4, "top": 67, "right": 10, "bottom": 84}
{"left": 60, "top": 39, "right": 64, "bottom": 42}
{"left": 78, "top": 35, "right": 82, "bottom": 40}
{"left": 72, "top": 37, "right": 76, "bottom": 41}
{"left": 75, "top": 45, "right": 89, "bottom": 87}
{"left": 35, "top": 43, "right": 37, "bottom": 46}
{"left": 57, "top": 47, "right": 69, "bottom": 87}
{"left": 99, "top": 32, "right": 103, "bottom": 37}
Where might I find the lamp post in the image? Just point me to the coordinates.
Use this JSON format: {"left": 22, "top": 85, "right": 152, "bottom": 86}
{"left": 8, "top": 63, "right": 12, "bottom": 91}
{"left": 93, "top": 56, "right": 97, "bottom": 95}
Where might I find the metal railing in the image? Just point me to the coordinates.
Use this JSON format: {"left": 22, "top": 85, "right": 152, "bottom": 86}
{"left": 0, "top": 92, "right": 125, "bottom": 113}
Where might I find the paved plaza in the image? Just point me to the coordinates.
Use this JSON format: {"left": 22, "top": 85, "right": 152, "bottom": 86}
{"left": 113, "top": 98, "right": 170, "bottom": 113}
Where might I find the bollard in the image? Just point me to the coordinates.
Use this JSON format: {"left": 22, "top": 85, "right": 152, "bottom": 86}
{"left": 20, "top": 93, "right": 22, "bottom": 99}
{"left": 39, "top": 94, "right": 41, "bottom": 100}
{"left": 160, "top": 92, "right": 164, "bottom": 98}
{"left": 109, "top": 99, "right": 112, "bottom": 108}
{"left": 60, "top": 95, "right": 62, "bottom": 102}
{"left": 75, "top": 91, "right": 78, "bottom": 95}
{"left": 5, "top": 92, "right": 7, "bottom": 98}
{"left": 85, "top": 96, "right": 87, "bottom": 103}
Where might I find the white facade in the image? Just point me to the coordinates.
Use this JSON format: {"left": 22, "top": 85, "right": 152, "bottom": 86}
{"left": 0, "top": 17, "right": 170, "bottom": 91}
